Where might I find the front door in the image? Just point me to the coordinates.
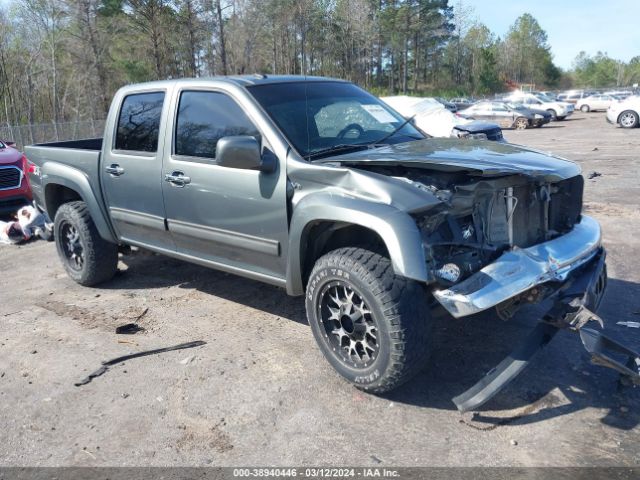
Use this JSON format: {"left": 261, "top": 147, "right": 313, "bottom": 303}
{"left": 161, "top": 89, "right": 288, "bottom": 281}
{"left": 101, "top": 90, "right": 175, "bottom": 251}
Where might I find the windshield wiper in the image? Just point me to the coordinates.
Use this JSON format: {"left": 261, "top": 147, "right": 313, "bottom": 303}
{"left": 369, "top": 114, "right": 417, "bottom": 146}
{"left": 306, "top": 143, "right": 372, "bottom": 160}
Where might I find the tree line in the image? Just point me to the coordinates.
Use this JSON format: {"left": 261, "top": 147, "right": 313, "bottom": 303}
{"left": 0, "top": 0, "right": 638, "bottom": 130}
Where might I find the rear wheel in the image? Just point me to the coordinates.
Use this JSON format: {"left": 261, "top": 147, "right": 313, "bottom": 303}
{"left": 619, "top": 110, "right": 639, "bottom": 128}
{"left": 306, "top": 248, "right": 432, "bottom": 393}
{"left": 514, "top": 117, "right": 529, "bottom": 130}
{"left": 54, "top": 201, "right": 118, "bottom": 286}
{"left": 581, "top": 104, "right": 590, "bottom": 113}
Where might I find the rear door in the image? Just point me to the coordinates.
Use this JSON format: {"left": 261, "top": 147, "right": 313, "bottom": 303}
{"left": 101, "top": 90, "right": 175, "bottom": 250}
{"left": 161, "top": 88, "right": 288, "bottom": 281}
{"left": 490, "top": 103, "right": 515, "bottom": 128}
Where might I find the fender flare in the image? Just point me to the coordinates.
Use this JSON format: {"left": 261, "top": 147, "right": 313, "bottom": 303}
{"left": 286, "top": 193, "right": 429, "bottom": 295}
{"left": 42, "top": 162, "right": 118, "bottom": 244}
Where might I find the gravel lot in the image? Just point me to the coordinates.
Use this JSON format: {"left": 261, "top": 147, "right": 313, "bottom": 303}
{"left": 1, "top": 111, "right": 639, "bottom": 467}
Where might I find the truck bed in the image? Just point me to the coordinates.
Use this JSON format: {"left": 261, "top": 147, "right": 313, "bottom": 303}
{"left": 24, "top": 138, "right": 105, "bottom": 210}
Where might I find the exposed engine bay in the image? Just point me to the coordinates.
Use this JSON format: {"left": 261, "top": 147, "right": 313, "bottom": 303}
{"left": 348, "top": 164, "right": 584, "bottom": 286}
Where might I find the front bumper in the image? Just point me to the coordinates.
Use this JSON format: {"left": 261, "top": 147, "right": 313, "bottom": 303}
{"left": 433, "top": 215, "right": 602, "bottom": 318}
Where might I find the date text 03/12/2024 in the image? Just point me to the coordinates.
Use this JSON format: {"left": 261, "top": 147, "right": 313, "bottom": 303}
{"left": 232, "top": 468, "right": 400, "bottom": 478}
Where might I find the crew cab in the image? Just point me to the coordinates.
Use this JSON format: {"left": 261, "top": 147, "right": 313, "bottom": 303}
{"left": 25, "top": 76, "right": 638, "bottom": 410}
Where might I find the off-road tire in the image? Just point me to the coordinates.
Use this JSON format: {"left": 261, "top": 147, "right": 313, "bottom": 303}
{"left": 306, "top": 247, "right": 432, "bottom": 393}
{"left": 54, "top": 201, "right": 118, "bottom": 286}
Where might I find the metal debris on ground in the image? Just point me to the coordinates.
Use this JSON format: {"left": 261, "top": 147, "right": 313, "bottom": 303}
{"left": 74, "top": 340, "right": 206, "bottom": 386}
{"left": 115, "top": 323, "right": 145, "bottom": 335}
{"left": 588, "top": 171, "right": 602, "bottom": 179}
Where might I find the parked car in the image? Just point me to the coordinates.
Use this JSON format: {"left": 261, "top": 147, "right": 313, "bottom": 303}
{"left": 603, "top": 90, "right": 634, "bottom": 99}
{"left": 557, "top": 90, "right": 597, "bottom": 104}
{"left": 381, "top": 96, "right": 503, "bottom": 140}
{"left": 449, "top": 97, "right": 475, "bottom": 110}
{"left": 538, "top": 91, "right": 558, "bottom": 100}
{"left": 25, "top": 75, "right": 638, "bottom": 410}
{"left": 607, "top": 95, "right": 640, "bottom": 128}
{"left": 458, "top": 101, "right": 549, "bottom": 129}
{"left": 502, "top": 91, "right": 574, "bottom": 120}
{"left": 435, "top": 97, "right": 457, "bottom": 112}
{"left": 0, "top": 139, "right": 32, "bottom": 214}
{"left": 576, "top": 94, "right": 619, "bottom": 112}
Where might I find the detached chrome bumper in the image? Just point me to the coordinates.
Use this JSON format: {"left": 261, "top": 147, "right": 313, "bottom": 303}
{"left": 433, "top": 215, "right": 602, "bottom": 318}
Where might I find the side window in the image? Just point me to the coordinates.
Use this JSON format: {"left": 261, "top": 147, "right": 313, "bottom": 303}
{"left": 175, "top": 91, "right": 259, "bottom": 159}
{"left": 115, "top": 92, "right": 165, "bottom": 152}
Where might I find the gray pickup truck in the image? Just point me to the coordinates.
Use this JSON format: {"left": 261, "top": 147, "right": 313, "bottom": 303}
{"left": 25, "top": 75, "right": 639, "bottom": 410}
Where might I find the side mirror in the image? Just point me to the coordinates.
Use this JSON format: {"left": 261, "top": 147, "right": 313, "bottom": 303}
{"left": 216, "top": 135, "right": 276, "bottom": 173}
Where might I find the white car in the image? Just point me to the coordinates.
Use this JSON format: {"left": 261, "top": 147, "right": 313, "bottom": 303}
{"left": 381, "top": 96, "right": 505, "bottom": 141}
{"left": 502, "top": 92, "right": 574, "bottom": 120}
{"left": 606, "top": 95, "right": 640, "bottom": 128}
{"left": 576, "top": 94, "right": 619, "bottom": 112}
{"left": 380, "top": 96, "right": 473, "bottom": 137}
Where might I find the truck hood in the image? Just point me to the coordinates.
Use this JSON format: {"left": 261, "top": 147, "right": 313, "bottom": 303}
{"left": 317, "top": 138, "right": 580, "bottom": 181}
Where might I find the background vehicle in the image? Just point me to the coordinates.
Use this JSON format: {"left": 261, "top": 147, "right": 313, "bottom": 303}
{"left": 458, "top": 101, "right": 548, "bottom": 129}
{"left": 25, "top": 76, "right": 625, "bottom": 409}
{"left": 607, "top": 95, "right": 640, "bottom": 128}
{"left": 576, "top": 94, "right": 619, "bottom": 112}
{"left": 435, "top": 97, "right": 457, "bottom": 112}
{"left": 381, "top": 96, "right": 503, "bottom": 140}
{"left": 449, "top": 97, "right": 475, "bottom": 110}
{"left": 0, "top": 140, "right": 32, "bottom": 214}
{"left": 501, "top": 91, "right": 574, "bottom": 120}
{"left": 557, "top": 90, "right": 597, "bottom": 104}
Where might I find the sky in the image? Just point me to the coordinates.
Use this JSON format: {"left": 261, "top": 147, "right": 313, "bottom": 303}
{"left": 461, "top": 0, "right": 640, "bottom": 69}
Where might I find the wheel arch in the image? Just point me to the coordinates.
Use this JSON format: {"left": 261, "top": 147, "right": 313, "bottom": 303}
{"left": 42, "top": 163, "right": 117, "bottom": 243}
{"left": 286, "top": 193, "right": 429, "bottom": 296}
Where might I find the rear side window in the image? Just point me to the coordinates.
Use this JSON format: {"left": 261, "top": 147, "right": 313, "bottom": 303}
{"left": 175, "top": 91, "right": 259, "bottom": 159}
{"left": 115, "top": 92, "right": 165, "bottom": 152}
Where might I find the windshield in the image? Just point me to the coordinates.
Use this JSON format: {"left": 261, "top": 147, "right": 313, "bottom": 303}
{"left": 248, "top": 81, "right": 424, "bottom": 159}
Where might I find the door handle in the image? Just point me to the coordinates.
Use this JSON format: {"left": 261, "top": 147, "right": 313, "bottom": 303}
{"left": 105, "top": 164, "right": 125, "bottom": 176}
{"left": 164, "top": 171, "right": 191, "bottom": 187}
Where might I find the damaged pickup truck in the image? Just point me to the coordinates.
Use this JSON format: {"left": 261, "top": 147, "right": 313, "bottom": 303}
{"left": 25, "top": 76, "right": 639, "bottom": 410}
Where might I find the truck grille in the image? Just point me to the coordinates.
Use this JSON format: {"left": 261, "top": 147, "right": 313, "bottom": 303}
{"left": 488, "top": 175, "right": 583, "bottom": 248}
{"left": 0, "top": 166, "right": 22, "bottom": 190}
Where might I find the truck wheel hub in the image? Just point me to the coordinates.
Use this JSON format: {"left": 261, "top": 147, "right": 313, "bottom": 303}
{"left": 318, "top": 281, "right": 379, "bottom": 367}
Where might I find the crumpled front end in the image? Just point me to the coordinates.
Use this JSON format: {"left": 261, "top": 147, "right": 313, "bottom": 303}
{"left": 433, "top": 215, "right": 602, "bottom": 318}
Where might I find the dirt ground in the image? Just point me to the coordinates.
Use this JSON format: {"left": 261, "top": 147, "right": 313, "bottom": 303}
{"left": 1, "top": 111, "right": 639, "bottom": 467}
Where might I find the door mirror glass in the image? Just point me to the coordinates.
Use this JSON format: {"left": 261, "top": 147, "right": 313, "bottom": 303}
{"left": 216, "top": 135, "right": 275, "bottom": 173}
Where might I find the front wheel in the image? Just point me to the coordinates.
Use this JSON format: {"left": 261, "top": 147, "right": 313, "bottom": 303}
{"left": 306, "top": 248, "right": 432, "bottom": 393}
{"left": 619, "top": 110, "right": 639, "bottom": 128}
{"left": 54, "top": 201, "right": 118, "bottom": 286}
{"left": 546, "top": 109, "right": 557, "bottom": 121}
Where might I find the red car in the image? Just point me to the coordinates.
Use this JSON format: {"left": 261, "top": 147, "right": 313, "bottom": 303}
{"left": 0, "top": 140, "right": 32, "bottom": 214}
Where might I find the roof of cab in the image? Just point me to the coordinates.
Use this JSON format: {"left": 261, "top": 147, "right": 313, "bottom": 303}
{"left": 122, "top": 75, "right": 347, "bottom": 91}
